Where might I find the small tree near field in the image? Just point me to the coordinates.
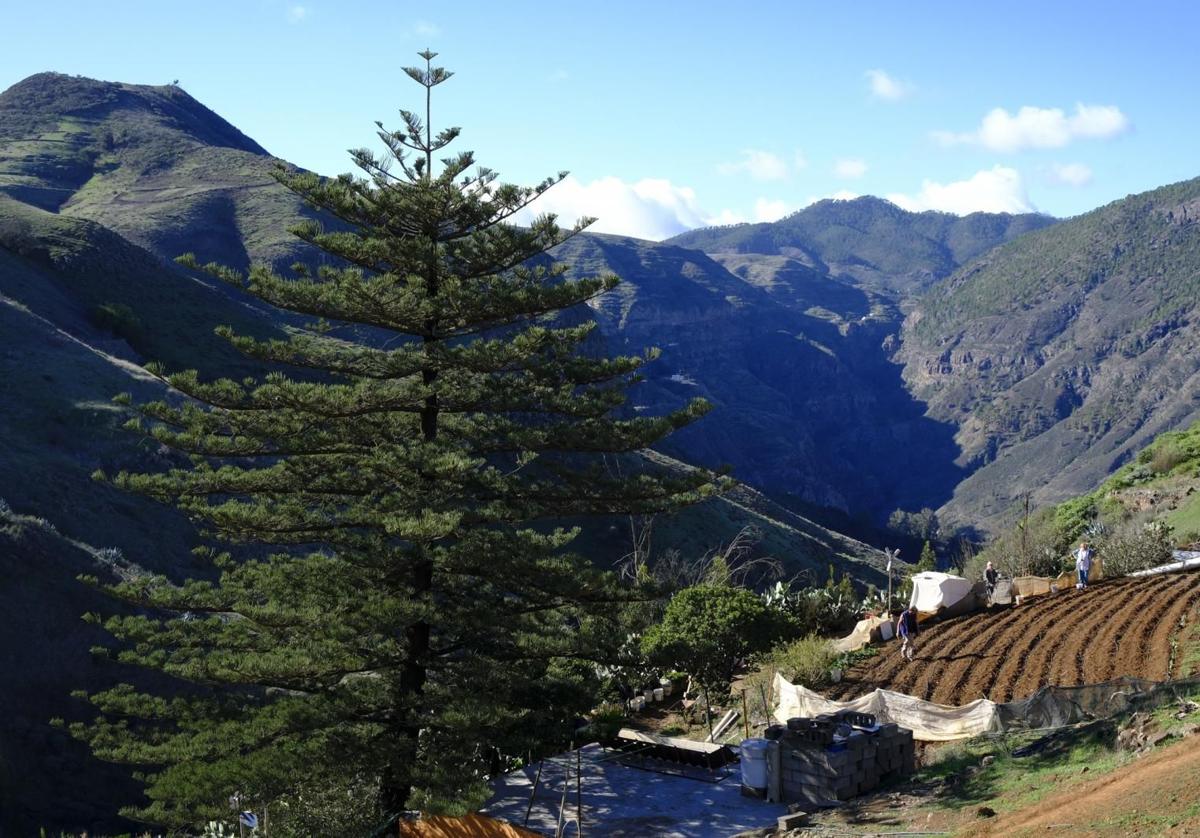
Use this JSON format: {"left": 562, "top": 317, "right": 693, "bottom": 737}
{"left": 641, "top": 584, "right": 778, "bottom": 701}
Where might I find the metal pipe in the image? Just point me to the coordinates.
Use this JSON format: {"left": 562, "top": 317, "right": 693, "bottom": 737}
{"left": 523, "top": 759, "right": 544, "bottom": 827}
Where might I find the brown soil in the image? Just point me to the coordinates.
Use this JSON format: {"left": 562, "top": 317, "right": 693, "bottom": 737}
{"left": 827, "top": 570, "right": 1200, "bottom": 704}
{"left": 962, "top": 735, "right": 1200, "bottom": 836}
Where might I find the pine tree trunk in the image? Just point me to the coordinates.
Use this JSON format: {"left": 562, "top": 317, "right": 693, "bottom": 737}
{"left": 382, "top": 328, "right": 440, "bottom": 813}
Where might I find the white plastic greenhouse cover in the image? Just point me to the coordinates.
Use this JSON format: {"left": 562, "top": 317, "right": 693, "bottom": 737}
{"left": 908, "top": 571, "right": 974, "bottom": 613}
{"left": 773, "top": 674, "right": 1000, "bottom": 742}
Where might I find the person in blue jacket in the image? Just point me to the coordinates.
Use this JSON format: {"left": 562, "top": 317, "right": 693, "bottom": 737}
{"left": 896, "top": 606, "right": 918, "bottom": 661}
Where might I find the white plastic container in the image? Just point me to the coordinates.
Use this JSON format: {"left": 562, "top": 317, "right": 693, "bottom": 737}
{"left": 653, "top": 687, "right": 664, "bottom": 702}
{"left": 739, "top": 738, "right": 770, "bottom": 790}
{"left": 644, "top": 688, "right": 655, "bottom": 702}
{"left": 659, "top": 678, "right": 673, "bottom": 697}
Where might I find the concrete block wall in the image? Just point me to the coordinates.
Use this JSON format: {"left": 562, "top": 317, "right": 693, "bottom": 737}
{"left": 773, "top": 713, "right": 915, "bottom": 803}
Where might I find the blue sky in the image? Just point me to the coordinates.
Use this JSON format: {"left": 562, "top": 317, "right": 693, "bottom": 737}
{"left": 3, "top": 1, "right": 1199, "bottom": 239}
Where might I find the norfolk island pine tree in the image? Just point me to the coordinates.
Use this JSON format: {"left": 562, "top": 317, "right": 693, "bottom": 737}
{"left": 70, "top": 52, "right": 727, "bottom": 831}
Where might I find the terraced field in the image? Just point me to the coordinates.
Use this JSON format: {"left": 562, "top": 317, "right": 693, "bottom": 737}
{"left": 827, "top": 570, "right": 1200, "bottom": 705}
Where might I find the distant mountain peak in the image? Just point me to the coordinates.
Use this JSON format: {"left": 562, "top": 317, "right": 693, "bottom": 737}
{"left": 0, "top": 71, "right": 268, "bottom": 156}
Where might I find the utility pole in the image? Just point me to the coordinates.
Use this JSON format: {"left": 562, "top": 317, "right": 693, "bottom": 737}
{"left": 885, "top": 548, "right": 898, "bottom": 611}
{"left": 1020, "top": 492, "right": 1031, "bottom": 574}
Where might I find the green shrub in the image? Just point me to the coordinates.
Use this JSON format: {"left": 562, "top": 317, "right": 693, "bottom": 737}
{"left": 1096, "top": 516, "right": 1173, "bottom": 576}
{"left": 89, "top": 301, "right": 143, "bottom": 344}
{"left": 1151, "top": 443, "right": 1188, "bottom": 475}
{"left": 642, "top": 584, "right": 780, "bottom": 698}
{"left": 746, "top": 635, "right": 837, "bottom": 700}
{"left": 584, "top": 703, "right": 627, "bottom": 742}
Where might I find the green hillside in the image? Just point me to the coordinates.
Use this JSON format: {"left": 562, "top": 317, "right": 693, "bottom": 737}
{"left": 899, "top": 177, "right": 1200, "bottom": 531}
{"left": 0, "top": 72, "right": 311, "bottom": 269}
{"left": 1055, "top": 418, "right": 1200, "bottom": 549}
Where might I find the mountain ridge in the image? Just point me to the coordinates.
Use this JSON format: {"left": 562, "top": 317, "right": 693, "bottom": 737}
{"left": 899, "top": 175, "right": 1200, "bottom": 530}
{"left": 667, "top": 195, "right": 1056, "bottom": 296}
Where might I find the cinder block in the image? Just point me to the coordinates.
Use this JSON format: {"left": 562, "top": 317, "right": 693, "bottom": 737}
{"left": 777, "top": 812, "right": 810, "bottom": 830}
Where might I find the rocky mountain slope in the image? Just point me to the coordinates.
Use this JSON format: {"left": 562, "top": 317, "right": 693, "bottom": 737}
{"left": 899, "top": 177, "right": 1200, "bottom": 530}
{"left": 551, "top": 217, "right": 1024, "bottom": 519}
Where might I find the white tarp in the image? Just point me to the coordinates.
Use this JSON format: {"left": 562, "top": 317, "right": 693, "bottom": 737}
{"left": 1131, "top": 554, "right": 1200, "bottom": 577}
{"left": 773, "top": 674, "right": 1000, "bottom": 742}
{"left": 831, "top": 615, "right": 893, "bottom": 653}
{"left": 908, "top": 571, "right": 974, "bottom": 613}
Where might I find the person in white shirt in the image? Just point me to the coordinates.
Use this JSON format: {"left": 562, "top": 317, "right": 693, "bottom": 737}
{"left": 1074, "top": 542, "right": 1094, "bottom": 589}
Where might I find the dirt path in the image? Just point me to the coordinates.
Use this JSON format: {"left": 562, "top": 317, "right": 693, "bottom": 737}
{"left": 826, "top": 570, "right": 1200, "bottom": 705}
{"left": 964, "top": 735, "right": 1200, "bottom": 836}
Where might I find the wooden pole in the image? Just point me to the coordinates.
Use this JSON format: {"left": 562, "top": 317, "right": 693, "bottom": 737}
{"left": 740, "top": 689, "right": 750, "bottom": 739}
{"left": 758, "top": 682, "right": 770, "bottom": 726}
{"left": 703, "top": 689, "right": 714, "bottom": 742}
{"left": 1021, "top": 493, "right": 1031, "bottom": 574}
{"left": 524, "top": 760, "right": 544, "bottom": 827}
{"left": 887, "top": 548, "right": 894, "bottom": 611}
{"left": 554, "top": 754, "right": 569, "bottom": 838}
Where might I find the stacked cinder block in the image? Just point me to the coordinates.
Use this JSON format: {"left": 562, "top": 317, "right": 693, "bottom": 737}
{"left": 772, "top": 710, "right": 915, "bottom": 802}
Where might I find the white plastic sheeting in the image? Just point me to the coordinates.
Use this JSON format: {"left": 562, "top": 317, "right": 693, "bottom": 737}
{"left": 773, "top": 674, "right": 1001, "bottom": 742}
{"left": 1131, "top": 553, "right": 1200, "bottom": 577}
{"left": 831, "top": 615, "right": 893, "bottom": 654}
{"left": 908, "top": 572, "right": 974, "bottom": 614}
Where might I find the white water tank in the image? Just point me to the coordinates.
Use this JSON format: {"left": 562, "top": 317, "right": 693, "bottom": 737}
{"left": 739, "top": 738, "right": 770, "bottom": 790}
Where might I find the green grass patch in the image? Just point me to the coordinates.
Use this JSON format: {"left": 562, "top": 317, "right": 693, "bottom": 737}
{"left": 918, "top": 725, "right": 1125, "bottom": 816}
{"left": 1166, "top": 493, "right": 1200, "bottom": 545}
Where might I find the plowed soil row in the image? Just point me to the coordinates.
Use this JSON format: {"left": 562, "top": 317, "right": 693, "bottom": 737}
{"left": 827, "top": 570, "right": 1200, "bottom": 705}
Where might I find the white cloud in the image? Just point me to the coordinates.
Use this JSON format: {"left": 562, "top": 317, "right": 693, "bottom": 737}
{"left": 833, "top": 158, "right": 868, "bottom": 179}
{"left": 705, "top": 199, "right": 797, "bottom": 226}
{"left": 717, "top": 149, "right": 793, "bottom": 181}
{"left": 793, "top": 149, "right": 809, "bottom": 170}
{"left": 886, "top": 165, "right": 1033, "bottom": 215}
{"left": 754, "top": 198, "right": 794, "bottom": 222}
{"left": 1046, "top": 162, "right": 1093, "bottom": 187}
{"left": 934, "top": 103, "right": 1130, "bottom": 152}
{"left": 866, "top": 69, "right": 912, "bottom": 101}
{"left": 413, "top": 20, "right": 440, "bottom": 37}
{"left": 286, "top": 5, "right": 309, "bottom": 23}
{"left": 514, "top": 175, "right": 710, "bottom": 241}
{"left": 706, "top": 208, "right": 748, "bottom": 226}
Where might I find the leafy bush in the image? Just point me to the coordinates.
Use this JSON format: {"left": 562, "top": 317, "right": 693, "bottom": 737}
{"left": 1151, "top": 443, "right": 1188, "bottom": 475}
{"left": 89, "top": 301, "right": 143, "bottom": 344}
{"left": 1096, "top": 516, "right": 1174, "bottom": 575}
{"left": 642, "top": 584, "right": 780, "bottom": 698}
{"left": 769, "top": 635, "right": 837, "bottom": 686}
{"left": 583, "top": 703, "right": 627, "bottom": 742}
{"left": 745, "top": 635, "right": 837, "bottom": 705}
